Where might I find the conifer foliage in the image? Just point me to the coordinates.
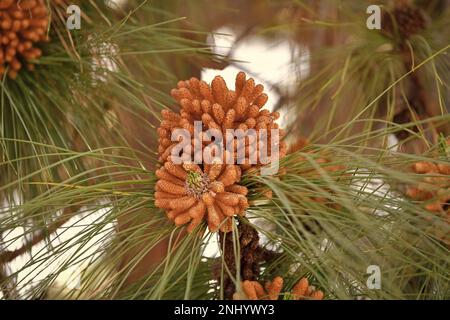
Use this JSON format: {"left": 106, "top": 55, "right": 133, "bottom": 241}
{"left": 0, "top": 0, "right": 448, "bottom": 301}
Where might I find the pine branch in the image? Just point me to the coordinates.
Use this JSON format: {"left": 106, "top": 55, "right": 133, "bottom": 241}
{"left": 218, "top": 218, "right": 281, "bottom": 300}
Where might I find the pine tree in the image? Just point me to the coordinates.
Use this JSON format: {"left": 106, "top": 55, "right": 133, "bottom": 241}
{"left": 0, "top": 0, "right": 448, "bottom": 300}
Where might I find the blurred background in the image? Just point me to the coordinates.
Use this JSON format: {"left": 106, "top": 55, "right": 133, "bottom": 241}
{"left": 0, "top": 0, "right": 448, "bottom": 299}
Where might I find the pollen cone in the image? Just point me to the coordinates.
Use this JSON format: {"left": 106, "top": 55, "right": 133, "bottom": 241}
{"left": 0, "top": 0, "right": 50, "bottom": 79}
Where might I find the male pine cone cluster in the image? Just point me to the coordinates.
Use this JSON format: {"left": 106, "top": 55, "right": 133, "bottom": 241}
{"left": 234, "top": 276, "right": 324, "bottom": 300}
{"left": 405, "top": 161, "right": 450, "bottom": 244}
{"left": 157, "top": 72, "right": 287, "bottom": 169}
{"left": 0, "top": 0, "right": 50, "bottom": 79}
{"left": 155, "top": 160, "right": 248, "bottom": 233}
{"left": 155, "top": 72, "right": 286, "bottom": 232}
{"left": 405, "top": 161, "right": 450, "bottom": 214}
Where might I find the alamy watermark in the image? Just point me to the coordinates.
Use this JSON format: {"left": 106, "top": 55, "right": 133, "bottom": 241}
{"left": 366, "top": 5, "right": 381, "bottom": 30}
{"left": 366, "top": 265, "right": 381, "bottom": 290}
{"left": 66, "top": 5, "right": 81, "bottom": 30}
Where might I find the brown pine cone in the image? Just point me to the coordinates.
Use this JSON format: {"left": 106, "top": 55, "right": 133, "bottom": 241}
{"left": 382, "top": 1, "right": 428, "bottom": 39}
{"left": 218, "top": 220, "right": 280, "bottom": 299}
{"left": 154, "top": 160, "right": 249, "bottom": 233}
{"left": 0, "top": 0, "right": 50, "bottom": 79}
{"left": 234, "top": 276, "right": 324, "bottom": 300}
{"left": 158, "top": 72, "right": 287, "bottom": 171}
